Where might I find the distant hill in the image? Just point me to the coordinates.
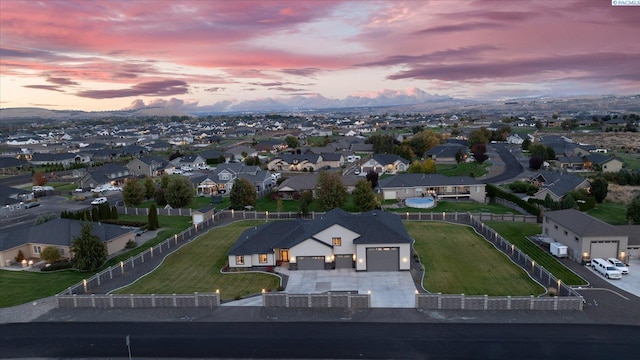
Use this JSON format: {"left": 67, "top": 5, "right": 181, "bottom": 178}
{"left": 0, "top": 107, "right": 189, "bottom": 122}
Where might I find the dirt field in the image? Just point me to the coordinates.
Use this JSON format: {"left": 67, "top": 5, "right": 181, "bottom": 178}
{"left": 566, "top": 132, "right": 640, "bottom": 152}
{"left": 607, "top": 184, "right": 640, "bottom": 205}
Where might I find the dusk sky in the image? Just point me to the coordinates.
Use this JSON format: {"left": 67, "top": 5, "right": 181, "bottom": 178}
{"left": 1, "top": 0, "right": 638, "bottom": 112}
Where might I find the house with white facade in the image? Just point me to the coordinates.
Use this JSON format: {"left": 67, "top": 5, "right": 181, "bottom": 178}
{"left": 378, "top": 173, "right": 486, "bottom": 203}
{"left": 359, "top": 154, "right": 409, "bottom": 175}
{"left": 228, "top": 209, "right": 413, "bottom": 271}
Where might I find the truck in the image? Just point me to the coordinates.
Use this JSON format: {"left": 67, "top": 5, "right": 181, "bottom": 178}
{"left": 550, "top": 242, "right": 568, "bottom": 258}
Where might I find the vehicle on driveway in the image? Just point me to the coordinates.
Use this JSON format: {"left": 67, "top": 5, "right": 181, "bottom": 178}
{"left": 91, "top": 197, "right": 108, "bottom": 205}
{"left": 608, "top": 258, "right": 629, "bottom": 275}
{"left": 592, "top": 258, "right": 622, "bottom": 279}
{"left": 24, "top": 201, "right": 40, "bottom": 208}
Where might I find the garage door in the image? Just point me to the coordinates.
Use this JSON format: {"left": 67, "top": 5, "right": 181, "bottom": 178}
{"left": 335, "top": 254, "right": 353, "bottom": 269}
{"left": 383, "top": 190, "right": 396, "bottom": 200}
{"left": 366, "top": 247, "right": 399, "bottom": 271}
{"left": 297, "top": 256, "right": 325, "bottom": 270}
{"left": 590, "top": 241, "right": 618, "bottom": 260}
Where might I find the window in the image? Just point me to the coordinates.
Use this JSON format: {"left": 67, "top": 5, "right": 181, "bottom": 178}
{"left": 235, "top": 256, "right": 244, "bottom": 265}
{"left": 33, "top": 245, "right": 41, "bottom": 254}
{"left": 564, "top": 230, "right": 568, "bottom": 236}
{"left": 259, "top": 254, "right": 267, "bottom": 263}
{"left": 332, "top": 237, "right": 342, "bottom": 246}
{"left": 575, "top": 236, "right": 579, "bottom": 242}
{"left": 554, "top": 225, "right": 558, "bottom": 230}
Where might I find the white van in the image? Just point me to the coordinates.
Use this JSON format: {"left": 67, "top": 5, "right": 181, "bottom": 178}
{"left": 591, "top": 258, "right": 622, "bottom": 279}
{"left": 607, "top": 258, "right": 629, "bottom": 275}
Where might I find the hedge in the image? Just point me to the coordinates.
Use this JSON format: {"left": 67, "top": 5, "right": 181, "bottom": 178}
{"left": 486, "top": 184, "right": 541, "bottom": 219}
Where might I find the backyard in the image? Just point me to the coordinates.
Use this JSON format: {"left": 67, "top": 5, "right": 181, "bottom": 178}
{"left": 406, "top": 221, "right": 545, "bottom": 296}
{"left": 114, "top": 220, "right": 280, "bottom": 300}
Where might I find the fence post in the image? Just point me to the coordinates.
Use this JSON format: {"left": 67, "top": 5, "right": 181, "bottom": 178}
{"left": 151, "top": 294, "right": 156, "bottom": 307}
{"left": 461, "top": 294, "right": 465, "bottom": 309}
{"left": 130, "top": 294, "right": 135, "bottom": 308}
{"left": 194, "top": 292, "right": 199, "bottom": 307}
{"left": 507, "top": 295, "right": 511, "bottom": 310}
{"left": 484, "top": 295, "right": 488, "bottom": 310}
{"left": 110, "top": 294, "right": 114, "bottom": 308}
{"left": 173, "top": 294, "right": 177, "bottom": 307}
{"left": 530, "top": 295, "right": 534, "bottom": 310}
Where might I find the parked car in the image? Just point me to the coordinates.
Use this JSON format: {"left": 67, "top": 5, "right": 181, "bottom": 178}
{"left": 107, "top": 186, "right": 122, "bottom": 191}
{"left": 91, "top": 197, "right": 108, "bottom": 205}
{"left": 607, "top": 258, "right": 629, "bottom": 275}
{"left": 24, "top": 201, "right": 40, "bottom": 208}
{"left": 591, "top": 258, "right": 622, "bottom": 279}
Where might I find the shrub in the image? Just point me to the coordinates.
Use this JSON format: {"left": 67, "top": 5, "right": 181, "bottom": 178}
{"left": 40, "top": 246, "right": 61, "bottom": 263}
{"left": 125, "top": 240, "right": 137, "bottom": 249}
{"left": 41, "top": 260, "right": 73, "bottom": 272}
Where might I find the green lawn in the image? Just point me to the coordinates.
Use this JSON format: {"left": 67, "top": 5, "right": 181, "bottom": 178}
{"left": 21, "top": 182, "right": 78, "bottom": 191}
{"left": 437, "top": 162, "right": 489, "bottom": 177}
{"left": 587, "top": 202, "right": 629, "bottom": 225}
{"left": 0, "top": 270, "right": 87, "bottom": 308}
{"left": 406, "top": 221, "right": 545, "bottom": 296}
{"left": 614, "top": 150, "right": 640, "bottom": 170}
{"left": 483, "top": 221, "right": 587, "bottom": 286}
{"left": 389, "top": 201, "right": 517, "bottom": 214}
{"left": 115, "top": 221, "right": 280, "bottom": 300}
{"left": 138, "top": 196, "right": 216, "bottom": 210}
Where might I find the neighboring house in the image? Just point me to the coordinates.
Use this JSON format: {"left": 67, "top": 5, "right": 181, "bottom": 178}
{"left": 254, "top": 140, "right": 286, "bottom": 153}
{"left": 170, "top": 154, "right": 205, "bottom": 169}
{"left": 199, "top": 149, "right": 229, "bottom": 164}
{"left": 29, "top": 153, "right": 77, "bottom": 168}
{"left": 147, "top": 140, "right": 171, "bottom": 152}
{"left": 350, "top": 143, "right": 374, "bottom": 154}
{"left": 583, "top": 153, "right": 624, "bottom": 173}
{"left": 530, "top": 171, "right": 590, "bottom": 202}
{"left": 425, "top": 144, "right": 467, "bottom": 164}
{"left": 77, "top": 164, "right": 131, "bottom": 190}
{"left": 360, "top": 154, "right": 410, "bottom": 175}
{"left": 126, "top": 156, "right": 168, "bottom": 177}
{"left": 317, "top": 153, "right": 345, "bottom": 169}
{"left": 227, "top": 208, "right": 413, "bottom": 271}
{"left": 226, "top": 145, "right": 258, "bottom": 161}
{"left": 556, "top": 156, "right": 586, "bottom": 171}
{"left": 616, "top": 225, "right": 640, "bottom": 261}
{"left": 0, "top": 157, "right": 29, "bottom": 175}
{"left": 543, "top": 209, "right": 629, "bottom": 263}
{"left": 267, "top": 150, "right": 322, "bottom": 172}
{"left": 275, "top": 174, "right": 318, "bottom": 199}
{"left": 195, "top": 163, "right": 272, "bottom": 196}
{"left": 0, "top": 219, "right": 134, "bottom": 267}
{"left": 378, "top": 173, "right": 486, "bottom": 203}
{"left": 0, "top": 185, "right": 33, "bottom": 216}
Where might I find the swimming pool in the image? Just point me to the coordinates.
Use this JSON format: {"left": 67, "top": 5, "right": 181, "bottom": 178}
{"left": 405, "top": 196, "right": 436, "bottom": 209}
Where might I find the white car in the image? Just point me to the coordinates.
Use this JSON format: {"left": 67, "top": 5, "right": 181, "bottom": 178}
{"left": 107, "top": 186, "right": 122, "bottom": 191}
{"left": 181, "top": 165, "right": 193, "bottom": 172}
{"left": 92, "top": 187, "right": 106, "bottom": 193}
{"left": 607, "top": 258, "right": 629, "bottom": 275}
{"left": 91, "top": 197, "right": 108, "bottom": 205}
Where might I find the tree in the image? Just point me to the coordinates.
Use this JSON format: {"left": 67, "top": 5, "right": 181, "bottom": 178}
{"left": 154, "top": 187, "right": 167, "bottom": 206}
{"left": 467, "top": 127, "right": 491, "bottom": 148}
{"left": 229, "top": 177, "right": 256, "bottom": 210}
{"left": 148, "top": 204, "right": 159, "bottom": 230}
{"left": 560, "top": 194, "right": 576, "bottom": 209}
{"left": 626, "top": 194, "right": 640, "bottom": 224}
{"left": 316, "top": 172, "right": 347, "bottom": 211}
{"left": 529, "top": 155, "right": 544, "bottom": 170}
{"left": 521, "top": 138, "right": 531, "bottom": 151}
{"left": 471, "top": 144, "right": 488, "bottom": 163}
{"left": 33, "top": 171, "right": 47, "bottom": 186}
{"left": 408, "top": 159, "right": 437, "bottom": 173}
{"left": 408, "top": 130, "right": 441, "bottom": 157}
{"left": 545, "top": 146, "right": 556, "bottom": 161}
{"left": 591, "top": 178, "right": 608, "bottom": 203}
{"left": 366, "top": 170, "right": 379, "bottom": 189}
{"left": 353, "top": 179, "right": 377, "bottom": 212}
{"left": 122, "top": 177, "right": 145, "bottom": 206}
{"left": 455, "top": 148, "right": 465, "bottom": 164}
{"left": 71, "top": 222, "right": 106, "bottom": 271}
{"left": 143, "top": 176, "right": 155, "bottom": 199}
{"left": 40, "top": 246, "right": 61, "bottom": 263}
{"left": 164, "top": 175, "right": 193, "bottom": 208}
{"left": 285, "top": 135, "right": 299, "bottom": 149}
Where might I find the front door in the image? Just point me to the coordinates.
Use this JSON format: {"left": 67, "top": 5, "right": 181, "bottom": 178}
{"left": 280, "top": 250, "right": 289, "bottom": 262}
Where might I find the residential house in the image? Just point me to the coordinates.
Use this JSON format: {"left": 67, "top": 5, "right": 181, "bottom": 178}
{"left": 199, "top": 149, "right": 229, "bottom": 165}
{"left": 425, "top": 144, "right": 467, "bottom": 164}
{"left": 350, "top": 143, "right": 374, "bottom": 154}
{"left": 360, "top": 154, "right": 409, "bottom": 175}
{"left": 583, "top": 153, "right": 624, "bottom": 173}
{"left": 195, "top": 163, "right": 272, "bottom": 196}
{"left": 254, "top": 140, "right": 287, "bottom": 153}
{"left": 227, "top": 208, "right": 413, "bottom": 271}
{"left": 616, "top": 225, "right": 640, "bottom": 261}
{"left": 378, "top": 173, "right": 486, "bottom": 202}
{"left": 226, "top": 145, "right": 258, "bottom": 162}
{"left": 267, "top": 150, "right": 322, "bottom": 172}
{"left": 0, "top": 185, "right": 33, "bottom": 217}
{"left": 275, "top": 174, "right": 318, "bottom": 199}
{"left": 530, "top": 171, "right": 591, "bottom": 202}
{"left": 126, "top": 156, "right": 168, "bottom": 177}
{"left": 77, "top": 164, "right": 131, "bottom": 190}
{"left": 543, "top": 209, "right": 628, "bottom": 263}
{"left": 170, "top": 154, "right": 205, "bottom": 169}
{"left": 0, "top": 219, "right": 134, "bottom": 267}
{"left": 317, "top": 153, "right": 345, "bottom": 169}
{"left": 30, "top": 153, "right": 78, "bottom": 168}
{"left": 0, "top": 157, "right": 29, "bottom": 175}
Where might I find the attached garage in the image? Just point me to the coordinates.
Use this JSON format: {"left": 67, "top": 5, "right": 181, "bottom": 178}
{"left": 590, "top": 241, "right": 619, "bottom": 260}
{"left": 382, "top": 190, "right": 396, "bottom": 200}
{"left": 335, "top": 254, "right": 354, "bottom": 269}
{"left": 297, "top": 256, "right": 325, "bottom": 270}
{"left": 366, "top": 247, "right": 399, "bottom": 271}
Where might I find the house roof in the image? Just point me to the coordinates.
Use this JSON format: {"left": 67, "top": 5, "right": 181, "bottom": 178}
{"left": 228, "top": 208, "right": 412, "bottom": 255}
{"left": 277, "top": 174, "right": 318, "bottom": 192}
{"left": 0, "top": 219, "right": 134, "bottom": 251}
{"left": 425, "top": 144, "right": 467, "bottom": 158}
{"left": 320, "top": 152, "right": 343, "bottom": 161}
{"left": 584, "top": 153, "right": 618, "bottom": 166}
{"left": 616, "top": 225, "right": 640, "bottom": 246}
{"left": 379, "top": 173, "right": 483, "bottom": 188}
{"left": 372, "top": 154, "right": 409, "bottom": 166}
{"left": 0, "top": 157, "right": 28, "bottom": 168}
{"left": 532, "top": 171, "right": 589, "bottom": 198}
{"left": 544, "top": 209, "right": 627, "bottom": 238}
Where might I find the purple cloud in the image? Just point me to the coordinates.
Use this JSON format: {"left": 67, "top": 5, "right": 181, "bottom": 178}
{"left": 23, "top": 85, "right": 65, "bottom": 92}
{"left": 77, "top": 80, "right": 189, "bottom": 99}
{"left": 47, "top": 77, "right": 78, "bottom": 86}
{"left": 357, "top": 46, "right": 500, "bottom": 67}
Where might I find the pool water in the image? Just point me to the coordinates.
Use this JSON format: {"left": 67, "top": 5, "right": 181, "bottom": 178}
{"left": 405, "top": 196, "right": 436, "bottom": 209}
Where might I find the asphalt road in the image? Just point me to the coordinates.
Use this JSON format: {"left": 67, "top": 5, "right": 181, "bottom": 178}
{"left": 483, "top": 143, "right": 525, "bottom": 184}
{"left": 2, "top": 322, "right": 638, "bottom": 359}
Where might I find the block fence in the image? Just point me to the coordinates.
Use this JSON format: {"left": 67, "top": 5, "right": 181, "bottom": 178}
{"left": 263, "top": 292, "right": 370, "bottom": 308}
{"left": 415, "top": 293, "right": 583, "bottom": 311}
{"left": 57, "top": 292, "right": 220, "bottom": 308}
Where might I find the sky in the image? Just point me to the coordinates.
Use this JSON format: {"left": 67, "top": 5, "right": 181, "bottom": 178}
{"left": 1, "top": 0, "right": 638, "bottom": 112}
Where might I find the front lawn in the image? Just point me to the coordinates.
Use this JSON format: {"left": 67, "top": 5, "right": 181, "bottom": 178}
{"left": 114, "top": 221, "right": 280, "bottom": 300}
{"left": 483, "top": 221, "right": 587, "bottom": 285}
{"left": 138, "top": 196, "right": 217, "bottom": 210}
{"left": 587, "top": 202, "right": 628, "bottom": 225}
{"left": 0, "top": 270, "right": 87, "bottom": 308}
{"left": 406, "top": 221, "right": 545, "bottom": 296}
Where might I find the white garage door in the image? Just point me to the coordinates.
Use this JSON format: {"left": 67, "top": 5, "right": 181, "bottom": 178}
{"left": 590, "top": 241, "right": 618, "bottom": 260}
{"left": 383, "top": 190, "right": 396, "bottom": 200}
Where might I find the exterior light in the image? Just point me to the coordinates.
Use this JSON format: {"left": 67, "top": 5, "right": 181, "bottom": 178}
{"left": 216, "top": 289, "right": 220, "bottom": 294}
{"left": 262, "top": 289, "right": 265, "bottom": 293}
{"left": 358, "top": 258, "right": 363, "bottom": 263}
{"left": 402, "top": 257, "right": 408, "bottom": 263}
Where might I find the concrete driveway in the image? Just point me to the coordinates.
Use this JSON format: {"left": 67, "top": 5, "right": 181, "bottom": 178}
{"left": 585, "top": 259, "right": 640, "bottom": 298}
{"left": 280, "top": 268, "right": 417, "bottom": 308}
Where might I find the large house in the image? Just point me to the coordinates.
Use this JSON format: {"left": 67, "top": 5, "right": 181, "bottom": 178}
{"left": 228, "top": 209, "right": 413, "bottom": 271}
{"left": 425, "top": 144, "right": 467, "bottom": 164}
{"left": 77, "top": 164, "right": 131, "bottom": 190}
{"left": 195, "top": 163, "right": 272, "bottom": 196}
{"left": 360, "top": 154, "right": 409, "bottom": 175}
{"left": 0, "top": 219, "right": 134, "bottom": 267}
{"left": 543, "top": 209, "right": 629, "bottom": 263}
{"left": 267, "top": 150, "right": 322, "bottom": 172}
{"left": 126, "top": 156, "right": 168, "bottom": 177}
{"left": 530, "top": 171, "right": 590, "bottom": 202}
{"left": 378, "top": 173, "right": 486, "bottom": 203}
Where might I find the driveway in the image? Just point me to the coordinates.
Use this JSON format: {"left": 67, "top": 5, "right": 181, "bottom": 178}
{"left": 583, "top": 259, "right": 640, "bottom": 298}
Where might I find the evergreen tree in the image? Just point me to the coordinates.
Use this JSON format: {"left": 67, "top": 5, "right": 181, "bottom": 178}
{"left": 353, "top": 179, "right": 377, "bottom": 212}
{"left": 591, "top": 178, "right": 608, "bottom": 203}
{"left": 229, "top": 178, "right": 257, "bottom": 210}
{"left": 122, "top": 177, "right": 145, "bottom": 206}
{"left": 316, "top": 172, "right": 347, "bottom": 211}
{"left": 164, "top": 175, "right": 193, "bottom": 208}
{"left": 143, "top": 176, "right": 156, "bottom": 199}
{"left": 71, "top": 223, "right": 106, "bottom": 271}
{"left": 148, "top": 204, "right": 159, "bottom": 230}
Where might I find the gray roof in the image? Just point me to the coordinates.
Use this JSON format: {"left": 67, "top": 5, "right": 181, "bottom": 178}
{"left": 276, "top": 151, "right": 321, "bottom": 164}
{"left": 544, "top": 209, "right": 627, "bottom": 238}
{"left": 379, "top": 173, "right": 483, "bottom": 188}
{"left": 425, "top": 144, "right": 467, "bottom": 158}
{"left": 228, "top": 208, "right": 413, "bottom": 256}
{"left": 0, "top": 157, "right": 28, "bottom": 168}
{"left": 372, "top": 154, "right": 409, "bottom": 166}
{"left": 0, "top": 219, "right": 134, "bottom": 251}
{"left": 277, "top": 174, "right": 318, "bottom": 192}
{"left": 585, "top": 153, "right": 617, "bottom": 165}
{"left": 616, "top": 225, "right": 640, "bottom": 246}
{"left": 320, "top": 152, "right": 343, "bottom": 161}
{"left": 533, "top": 171, "right": 589, "bottom": 198}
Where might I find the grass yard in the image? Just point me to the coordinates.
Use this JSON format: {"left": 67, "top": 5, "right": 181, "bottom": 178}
{"left": 587, "top": 202, "right": 628, "bottom": 225}
{"left": 483, "top": 221, "right": 587, "bottom": 286}
{"left": 614, "top": 150, "right": 640, "bottom": 170}
{"left": 389, "top": 201, "right": 516, "bottom": 214}
{"left": 437, "top": 162, "right": 489, "bottom": 177}
{"left": 114, "top": 221, "right": 280, "bottom": 300}
{"left": 405, "top": 221, "right": 545, "bottom": 296}
{"left": 0, "top": 270, "right": 87, "bottom": 308}
{"left": 138, "top": 196, "right": 216, "bottom": 210}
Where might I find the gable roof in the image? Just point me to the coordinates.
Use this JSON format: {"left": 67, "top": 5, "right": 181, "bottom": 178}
{"left": 532, "top": 171, "right": 589, "bottom": 198}
{"left": 544, "top": 209, "right": 627, "bottom": 238}
{"left": 228, "top": 209, "right": 412, "bottom": 255}
{"left": 372, "top": 154, "right": 409, "bottom": 166}
{"left": 378, "top": 173, "right": 483, "bottom": 188}
{"left": 0, "top": 219, "right": 134, "bottom": 251}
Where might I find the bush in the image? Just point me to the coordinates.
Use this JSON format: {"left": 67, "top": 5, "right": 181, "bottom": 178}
{"left": 99, "top": 219, "right": 147, "bottom": 227}
{"left": 125, "top": 240, "right": 137, "bottom": 249}
{"left": 487, "top": 184, "right": 541, "bottom": 219}
{"left": 15, "top": 250, "right": 25, "bottom": 262}
{"left": 40, "top": 246, "right": 61, "bottom": 263}
{"left": 41, "top": 260, "right": 72, "bottom": 272}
